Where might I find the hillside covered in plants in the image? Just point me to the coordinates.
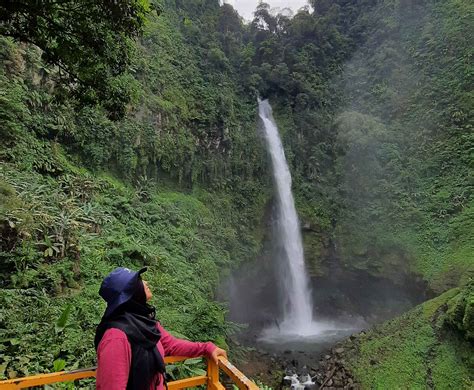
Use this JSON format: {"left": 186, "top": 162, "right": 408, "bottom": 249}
{"left": 0, "top": 0, "right": 472, "bottom": 387}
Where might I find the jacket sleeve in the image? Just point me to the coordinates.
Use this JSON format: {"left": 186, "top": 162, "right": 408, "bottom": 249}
{"left": 96, "top": 329, "right": 131, "bottom": 390}
{"left": 158, "top": 323, "right": 216, "bottom": 358}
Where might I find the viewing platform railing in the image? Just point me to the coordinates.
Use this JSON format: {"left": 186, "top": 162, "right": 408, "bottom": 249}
{"left": 0, "top": 356, "right": 259, "bottom": 390}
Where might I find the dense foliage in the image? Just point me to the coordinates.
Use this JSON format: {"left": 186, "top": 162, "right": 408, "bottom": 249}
{"left": 344, "top": 283, "right": 473, "bottom": 388}
{"left": 243, "top": 0, "right": 473, "bottom": 292}
{"left": 0, "top": 0, "right": 154, "bottom": 117}
{"left": 0, "top": 0, "right": 269, "bottom": 380}
{"left": 0, "top": 0, "right": 472, "bottom": 386}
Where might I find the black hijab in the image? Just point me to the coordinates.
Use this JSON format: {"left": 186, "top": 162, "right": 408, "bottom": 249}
{"left": 95, "top": 280, "right": 166, "bottom": 390}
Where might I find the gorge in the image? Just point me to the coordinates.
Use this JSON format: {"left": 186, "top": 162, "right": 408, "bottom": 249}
{"left": 0, "top": 0, "right": 472, "bottom": 389}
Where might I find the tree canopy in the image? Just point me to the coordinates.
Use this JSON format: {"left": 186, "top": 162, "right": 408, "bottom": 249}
{"left": 0, "top": 0, "right": 154, "bottom": 117}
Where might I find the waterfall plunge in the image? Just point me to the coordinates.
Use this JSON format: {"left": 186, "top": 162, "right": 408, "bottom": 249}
{"left": 258, "top": 99, "right": 318, "bottom": 336}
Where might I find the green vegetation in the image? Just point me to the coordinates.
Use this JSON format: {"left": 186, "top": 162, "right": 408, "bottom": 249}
{"left": 246, "top": 0, "right": 473, "bottom": 292}
{"left": 0, "top": 0, "right": 472, "bottom": 387}
{"left": 0, "top": 1, "right": 268, "bottom": 379}
{"left": 0, "top": 0, "right": 154, "bottom": 117}
{"left": 331, "top": 0, "right": 474, "bottom": 292}
{"left": 0, "top": 159, "right": 266, "bottom": 378}
{"left": 345, "top": 282, "right": 473, "bottom": 388}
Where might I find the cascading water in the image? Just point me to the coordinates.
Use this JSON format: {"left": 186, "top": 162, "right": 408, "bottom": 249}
{"left": 258, "top": 99, "right": 315, "bottom": 336}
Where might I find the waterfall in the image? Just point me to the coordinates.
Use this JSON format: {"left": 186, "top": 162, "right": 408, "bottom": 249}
{"left": 258, "top": 99, "right": 314, "bottom": 335}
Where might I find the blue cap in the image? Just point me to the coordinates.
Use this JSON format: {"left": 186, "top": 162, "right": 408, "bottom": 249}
{"left": 99, "top": 267, "right": 147, "bottom": 318}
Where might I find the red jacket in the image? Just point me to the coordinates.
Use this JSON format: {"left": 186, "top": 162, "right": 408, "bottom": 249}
{"left": 96, "top": 323, "right": 216, "bottom": 389}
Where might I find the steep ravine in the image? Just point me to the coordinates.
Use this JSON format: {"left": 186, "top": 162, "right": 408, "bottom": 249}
{"left": 223, "top": 197, "right": 433, "bottom": 333}
{"left": 221, "top": 194, "right": 471, "bottom": 388}
{"left": 226, "top": 262, "right": 472, "bottom": 388}
{"left": 1, "top": 0, "right": 472, "bottom": 387}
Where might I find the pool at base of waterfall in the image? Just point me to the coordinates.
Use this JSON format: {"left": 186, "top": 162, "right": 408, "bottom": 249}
{"left": 257, "top": 320, "right": 363, "bottom": 354}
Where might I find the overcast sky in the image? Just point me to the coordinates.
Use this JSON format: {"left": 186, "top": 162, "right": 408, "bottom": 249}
{"left": 223, "top": 0, "right": 310, "bottom": 21}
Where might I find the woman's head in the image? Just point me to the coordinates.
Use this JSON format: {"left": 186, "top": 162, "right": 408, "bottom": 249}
{"left": 99, "top": 267, "right": 150, "bottom": 318}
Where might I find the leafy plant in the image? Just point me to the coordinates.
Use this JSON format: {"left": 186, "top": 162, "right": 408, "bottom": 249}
{"left": 165, "top": 358, "right": 206, "bottom": 381}
{"left": 55, "top": 304, "right": 73, "bottom": 335}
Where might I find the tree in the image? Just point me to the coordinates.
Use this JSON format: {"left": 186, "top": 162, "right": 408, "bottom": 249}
{"left": 0, "top": 0, "right": 155, "bottom": 118}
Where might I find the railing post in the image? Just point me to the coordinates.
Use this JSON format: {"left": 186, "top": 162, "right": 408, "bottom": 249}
{"left": 207, "top": 358, "right": 218, "bottom": 390}
{"left": 207, "top": 358, "right": 225, "bottom": 390}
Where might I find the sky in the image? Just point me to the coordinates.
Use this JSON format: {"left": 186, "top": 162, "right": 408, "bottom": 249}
{"left": 222, "top": 0, "right": 310, "bottom": 21}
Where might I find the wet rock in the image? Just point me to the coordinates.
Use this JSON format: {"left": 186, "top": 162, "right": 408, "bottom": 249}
{"left": 282, "top": 377, "right": 293, "bottom": 386}
{"left": 335, "top": 348, "right": 345, "bottom": 354}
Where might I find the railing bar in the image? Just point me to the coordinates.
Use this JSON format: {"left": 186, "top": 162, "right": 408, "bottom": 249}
{"left": 218, "top": 358, "right": 260, "bottom": 390}
{"left": 0, "top": 356, "right": 259, "bottom": 390}
{"left": 208, "top": 381, "right": 226, "bottom": 390}
{"left": 164, "top": 356, "right": 196, "bottom": 364}
{"left": 0, "top": 370, "right": 96, "bottom": 388}
{"left": 207, "top": 357, "right": 219, "bottom": 390}
{"left": 167, "top": 375, "right": 207, "bottom": 390}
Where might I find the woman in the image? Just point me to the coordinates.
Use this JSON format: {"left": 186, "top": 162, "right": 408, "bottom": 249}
{"left": 95, "top": 267, "right": 227, "bottom": 390}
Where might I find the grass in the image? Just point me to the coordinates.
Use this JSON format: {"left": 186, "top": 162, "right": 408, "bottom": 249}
{"left": 347, "top": 286, "right": 473, "bottom": 389}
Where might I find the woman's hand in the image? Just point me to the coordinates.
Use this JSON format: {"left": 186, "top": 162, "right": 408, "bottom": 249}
{"left": 211, "top": 347, "right": 228, "bottom": 364}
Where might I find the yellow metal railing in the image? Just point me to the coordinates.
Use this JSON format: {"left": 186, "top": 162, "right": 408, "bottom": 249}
{"left": 0, "top": 356, "right": 259, "bottom": 390}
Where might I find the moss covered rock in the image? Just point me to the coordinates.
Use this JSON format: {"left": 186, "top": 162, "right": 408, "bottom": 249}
{"left": 337, "top": 285, "right": 474, "bottom": 389}
{"left": 446, "top": 280, "right": 474, "bottom": 341}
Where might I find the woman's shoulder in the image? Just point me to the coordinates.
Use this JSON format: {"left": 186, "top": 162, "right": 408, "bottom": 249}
{"left": 97, "top": 328, "right": 132, "bottom": 361}
{"left": 101, "top": 327, "right": 128, "bottom": 342}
